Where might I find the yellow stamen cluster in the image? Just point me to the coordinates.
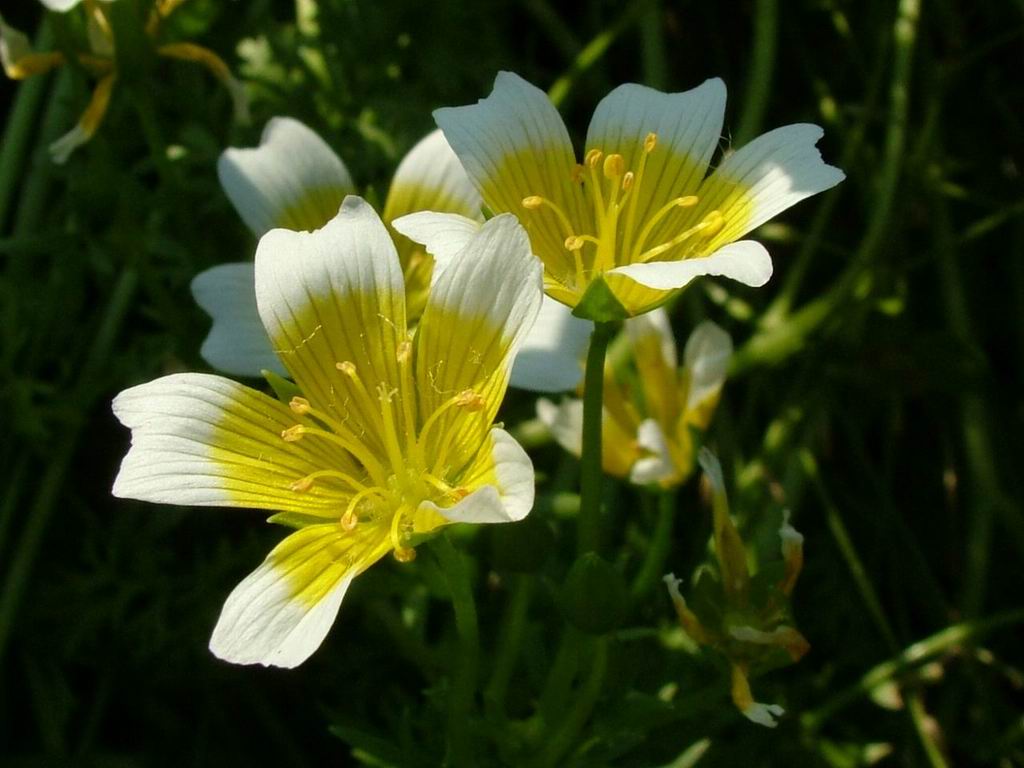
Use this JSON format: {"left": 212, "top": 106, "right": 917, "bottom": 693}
{"left": 519, "top": 131, "right": 725, "bottom": 291}
{"left": 280, "top": 345, "right": 488, "bottom": 562}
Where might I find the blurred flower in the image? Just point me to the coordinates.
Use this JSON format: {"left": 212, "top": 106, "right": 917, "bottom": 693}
{"left": 535, "top": 309, "right": 731, "bottom": 488}
{"left": 0, "top": 0, "right": 247, "bottom": 163}
{"left": 112, "top": 197, "right": 542, "bottom": 667}
{"left": 435, "top": 72, "right": 845, "bottom": 320}
{"left": 195, "top": 117, "right": 592, "bottom": 392}
{"left": 664, "top": 449, "right": 809, "bottom": 727}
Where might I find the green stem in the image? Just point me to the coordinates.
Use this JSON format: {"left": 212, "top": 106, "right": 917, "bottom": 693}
{"left": 803, "top": 609, "right": 1024, "bottom": 730}
{"left": 0, "top": 20, "right": 54, "bottom": 234}
{"left": 734, "top": 0, "right": 778, "bottom": 146}
{"left": 484, "top": 574, "right": 533, "bottom": 721}
{"left": 433, "top": 533, "right": 480, "bottom": 768}
{"left": 534, "top": 637, "right": 608, "bottom": 768}
{"left": 630, "top": 490, "right": 675, "bottom": 600}
{"left": 906, "top": 692, "right": 951, "bottom": 768}
{"left": 0, "top": 269, "right": 138, "bottom": 665}
{"left": 578, "top": 321, "right": 615, "bottom": 555}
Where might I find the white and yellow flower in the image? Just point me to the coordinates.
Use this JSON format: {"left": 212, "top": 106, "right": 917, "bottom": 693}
{"left": 194, "top": 116, "right": 592, "bottom": 392}
{"left": 434, "top": 72, "right": 845, "bottom": 320}
{"left": 113, "top": 196, "right": 542, "bottom": 667}
{"left": 536, "top": 309, "right": 731, "bottom": 489}
{"left": 0, "top": 0, "right": 247, "bottom": 163}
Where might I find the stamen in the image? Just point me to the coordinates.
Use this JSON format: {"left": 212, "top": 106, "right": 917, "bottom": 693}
{"left": 281, "top": 425, "right": 306, "bottom": 442}
{"left": 393, "top": 547, "right": 417, "bottom": 563}
{"left": 584, "top": 148, "right": 603, "bottom": 168}
{"left": 396, "top": 339, "right": 412, "bottom": 364}
{"left": 637, "top": 209, "right": 724, "bottom": 263}
{"left": 603, "top": 153, "right": 625, "bottom": 179}
{"left": 389, "top": 505, "right": 416, "bottom": 562}
{"left": 564, "top": 236, "right": 584, "bottom": 251}
{"left": 520, "top": 194, "right": 577, "bottom": 238}
{"left": 571, "top": 164, "right": 585, "bottom": 184}
{"left": 644, "top": 132, "right": 658, "bottom": 153}
{"left": 622, "top": 172, "right": 635, "bottom": 191}
{"left": 289, "top": 396, "right": 311, "bottom": 415}
{"left": 629, "top": 195, "right": 701, "bottom": 262}
{"left": 454, "top": 389, "right": 486, "bottom": 411}
{"left": 289, "top": 469, "right": 370, "bottom": 494}
{"left": 522, "top": 195, "right": 543, "bottom": 210}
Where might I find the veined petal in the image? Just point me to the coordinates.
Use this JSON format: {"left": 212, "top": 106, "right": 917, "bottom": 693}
{"left": 606, "top": 240, "right": 772, "bottom": 315}
{"left": 112, "top": 373, "right": 355, "bottom": 513}
{"left": 510, "top": 296, "right": 591, "bottom": 392}
{"left": 626, "top": 308, "right": 679, "bottom": 426}
{"left": 683, "top": 320, "right": 732, "bottom": 420}
{"left": 423, "top": 428, "right": 534, "bottom": 524}
{"left": 209, "top": 523, "right": 392, "bottom": 668}
{"left": 414, "top": 213, "right": 543, "bottom": 470}
{"left": 218, "top": 117, "right": 355, "bottom": 236}
{"left": 698, "top": 124, "right": 845, "bottom": 250}
{"left": 191, "top": 263, "right": 284, "bottom": 378}
{"left": 255, "top": 196, "right": 407, "bottom": 450}
{"left": 434, "top": 71, "right": 589, "bottom": 283}
{"left": 390, "top": 211, "right": 481, "bottom": 281}
{"left": 585, "top": 79, "right": 727, "bottom": 253}
{"left": 629, "top": 418, "right": 675, "bottom": 486}
{"left": 383, "top": 129, "right": 483, "bottom": 224}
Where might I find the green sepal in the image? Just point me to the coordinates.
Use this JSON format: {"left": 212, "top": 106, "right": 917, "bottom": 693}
{"left": 572, "top": 276, "right": 630, "bottom": 322}
{"left": 262, "top": 369, "right": 302, "bottom": 404}
{"left": 267, "top": 511, "right": 333, "bottom": 530}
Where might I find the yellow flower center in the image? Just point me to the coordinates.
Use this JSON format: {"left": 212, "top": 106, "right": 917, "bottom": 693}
{"left": 279, "top": 342, "right": 485, "bottom": 562}
{"left": 521, "top": 132, "right": 725, "bottom": 292}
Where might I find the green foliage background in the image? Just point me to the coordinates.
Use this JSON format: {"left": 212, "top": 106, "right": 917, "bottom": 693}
{"left": 0, "top": 0, "right": 1022, "bottom": 766}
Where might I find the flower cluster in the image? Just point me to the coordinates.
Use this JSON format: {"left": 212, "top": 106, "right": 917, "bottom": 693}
{"left": 108, "top": 69, "right": 840, "bottom": 684}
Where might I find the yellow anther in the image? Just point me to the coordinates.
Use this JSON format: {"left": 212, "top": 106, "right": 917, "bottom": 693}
{"left": 393, "top": 546, "right": 417, "bottom": 563}
{"left": 701, "top": 210, "right": 724, "bottom": 237}
{"left": 622, "top": 171, "right": 635, "bottom": 191}
{"left": 289, "top": 396, "right": 311, "bottom": 415}
{"left": 677, "top": 195, "right": 699, "bottom": 208}
{"left": 451, "top": 487, "right": 470, "bottom": 501}
{"left": 455, "top": 389, "right": 486, "bottom": 411}
{"left": 336, "top": 360, "right": 357, "bottom": 377}
{"left": 603, "top": 153, "right": 625, "bottom": 179}
{"left": 396, "top": 339, "right": 412, "bottom": 364}
{"left": 522, "top": 195, "right": 544, "bottom": 210}
{"left": 644, "top": 132, "right": 658, "bottom": 153}
{"left": 289, "top": 476, "right": 315, "bottom": 492}
{"left": 585, "top": 148, "right": 603, "bottom": 168}
{"left": 564, "top": 235, "right": 584, "bottom": 251}
{"left": 281, "top": 424, "right": 306, "bottom": 442}
{"left": 571, "top": 164, "right": 585, "bottom": 183}
{"left": 340, "top": 509, "right": 359, "bottom": 531}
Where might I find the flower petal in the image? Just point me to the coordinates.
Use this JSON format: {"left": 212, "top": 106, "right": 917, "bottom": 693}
{"left": 382, "top": 129, "right": 483, "bottom": 224}
{"left": 191, "top": 263, "right": 284, "bottom": 378}
{"left": 585, "top": 79, "right": 727, "bottom": 251}
{"left": 606, "top": 239, "right": 773, "bottom": 314}
{"left": 625, "top": 308, "right": 679, "bottom": 426}
{"left": 0, "top": 15, "right": 65, "bottom": 78}
{"left": 699, "top": 123, "right": 845, "bottom": 249}
{"left": 112, "top": 373, "right": 353, "bottom": 513}
{"left": 629, "top": 418, "right": 675, "bottom": 486}
{"left": 536, "top": 396, "right": 583, "bottom": 456}
{"left": 510, "top": 296, "right": 591, "bottom": 392}
{"left": 218, "top": 117, "right": 355, "bottom": 236}
{"left": 49, "top": 73, "right": 116, "bottom": 164}
{"left": 434, "top": 71, "right": 588, "bottom": 282}
{"left": 423, "top": 428, "right": 534, "bottom": 524}
{"left": 389, "top": 211, "right": 481, "bottom": 281}
{"left": 414, "top": 213, "right": 543, "bottom": 469}
{"left": 209, "top": 523, "right": 391, "bottom": 668}
{"left": 683, "top": 320, "right": 732, "bottom": 417}
{"left": 255, "top": 196, "right": 407, "bottom": 449}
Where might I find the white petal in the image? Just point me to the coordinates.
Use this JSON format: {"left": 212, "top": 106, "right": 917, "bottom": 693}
{"left": 390, "top": 211, "right": 481, "bottom": 280}
{"left": 382, "top": 129, "right": 483, "bottom": 223}
{"left": 191, "top": 263, "right": 284, "bottom": 378}
{"left": 742, "top": 702, "right": 786, "bottom": 728}
{"left": 625, "top": 307, "right": 677, "bottom": 370}
{"left": 111, "top": 373, "right": 347, "bottom": 513}
{"left": 586, "top": 79, "right": 727, "bottom": 249}
{"left": 255, "top": 195, "right": 407, "bottom": 444}
{"left": 39, "top": 0, "right": 89, "bottom": 10}
{"left": 702, "top": 123, "right": 845, "bottom": 244}
{"left": 683, "top": 320, "right": 732, "bottom": 411}
{"left": 425, "top": 428, "right": 534, "bottom": 524}
{"left": 609, "top": 240, "right": 772, "bottom": 291}
{"left": 218, "top": 116, "right": 355, "bottom": 236}
{"left": 536, "top": 397, "right": 583, "bottom": 457}
{"left": 209, "top": 524, "right": 389, "bottom": 668}
{"left": 629, "top": 418, "right": 675, "bottom": 485}
{"left": 510, "top": 296, "right": 591, "bottom": 392}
